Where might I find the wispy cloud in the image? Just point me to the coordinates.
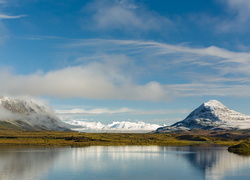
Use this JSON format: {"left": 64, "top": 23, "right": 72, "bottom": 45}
{"left": 63, "top": 39, "right": 250, "bottom": 97}
{"left": 1, "top": 39, "right": 250, "bottom": 100}
{"left": 192, "top": 0, "right": 250, "bottom": 33}
{"left": 0, "top": 14, "right": 26, "bottom": 19}
{"left": 0, "top": 2, "right": 26, "bottom": 44}
{"left": 83, "top": 0, "right": 173, "bottom": 32}
{"left": 68, "top": 39, "right": 250, "bottom": 77}
{"left": 55, "top": 107, "right": 189, "bottom": 116}
{"left": 217, "top": 0, "right": 250, "bottom": 32}
{"left": 168, "top": 83, "right": 250, "bottom": 97}
{"left": 56, "top": 107, "right": 135, "bottom": 115}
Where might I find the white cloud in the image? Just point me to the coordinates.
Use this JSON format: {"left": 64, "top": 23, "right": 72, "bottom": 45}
{"left": 0, "top": 57, "right": 173, "bottom": 101}
{"left": 0, "top": 14, "right": 26, "bottom": 19}
{"left": 83, "top": 0, "right": 172, "bottom": 32}
{"left": 70, "top": 39, "right": 250, "bottom": 77}
{"left": 62, "top": 39, "right": 250, "bottom": 98}
{"left": 55, "top": 107, "right": 189, "bottom": 116}
{"left": 56, "top": 107, "right": 135, "bottom": 115}
{"left": 2, "top": 39, "right": 250, "bottom": 100}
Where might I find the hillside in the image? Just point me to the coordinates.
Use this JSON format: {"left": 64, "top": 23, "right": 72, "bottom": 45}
{"left": 156, "top": 100, "right": 250, "bottom": 133}
{"left": 0, "top": 96, "right": 70, "bottom": 131}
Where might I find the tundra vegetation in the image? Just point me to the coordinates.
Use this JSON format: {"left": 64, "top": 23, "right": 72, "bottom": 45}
{"left": 228, "top": 139, "right": 250, "bottom": 155}
{"left": 0, "top": 125, "right": 250, "bottom": 150}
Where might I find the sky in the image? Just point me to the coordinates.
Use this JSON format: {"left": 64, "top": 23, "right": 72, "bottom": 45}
{"left": 1, "top": 0, "right": 250, "bottom": 125}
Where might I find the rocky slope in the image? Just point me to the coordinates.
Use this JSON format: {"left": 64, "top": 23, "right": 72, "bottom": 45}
{"left": 156, "top": 100, "right": 250, "bottom": 132}
{"left": 0, "top": 96, "right": 70, "bottom": 131}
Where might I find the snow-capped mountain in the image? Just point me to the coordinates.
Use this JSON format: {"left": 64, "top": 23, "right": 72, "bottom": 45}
{"left": 0, "top": 96, "right": 70, "bottom": 131}
{"left": 67, "top": 120, "right": 162, "bottom": 132}
{"left": 156, "top": 100, "right": 250, "bottom": 132}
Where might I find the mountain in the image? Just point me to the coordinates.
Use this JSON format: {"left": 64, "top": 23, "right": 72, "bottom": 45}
{"left": 0, "top": 96, "right": 70, "bottom": 131}
{"left": 156, "top": 100, "right": 250, "bottom": 133}
{"left": 67, "top": 120, "right": 162, "bottom": 132}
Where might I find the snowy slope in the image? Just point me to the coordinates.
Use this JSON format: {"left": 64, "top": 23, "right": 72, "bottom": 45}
{"left": 67, "top": 120, "right": 162, "bottom": 132}
{"left": 156, "top": 100, "right": 250, "bottom": 132}
{"left": 0, "top": 96, "right": 70, "bottom": 131}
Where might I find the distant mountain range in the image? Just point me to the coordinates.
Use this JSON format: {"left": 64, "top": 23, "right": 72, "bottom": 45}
{"left": 1, "top": 97, "right": 249, "bottom": 133}
{"left": 68, "top": 120, "right": 162, "bottom": 132}
{"left": 0, "top": 96, "right": 70, "bottom": 131}
{"left": 0, "top": 96, "right": 162, "bottom": 132}
{"left": 156, "top": 100, "right": 250, "bottom": 133}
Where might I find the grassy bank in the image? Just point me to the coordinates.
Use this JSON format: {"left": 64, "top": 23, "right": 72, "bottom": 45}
{"left": 0, "top": 129, "right": 242, "bottom": 147}
{"left": 228, "top": 139, "right": 250, "bottom": 155}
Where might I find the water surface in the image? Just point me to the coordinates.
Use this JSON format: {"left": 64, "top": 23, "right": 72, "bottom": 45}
{"left": 0, "top": 145, "right": 250, "bottom": 180}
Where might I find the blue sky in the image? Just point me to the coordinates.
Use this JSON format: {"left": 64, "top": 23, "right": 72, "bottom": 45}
{"left": 1, "top": 0, "right": 250, "bottom": 125}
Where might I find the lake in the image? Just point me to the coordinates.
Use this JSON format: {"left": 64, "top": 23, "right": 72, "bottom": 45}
{"left": 0, "top": 145, "right": 250, "bottom": 180}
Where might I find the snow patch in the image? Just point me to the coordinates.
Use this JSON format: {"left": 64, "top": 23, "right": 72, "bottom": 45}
{"left": 67, "top": 120, "right": 162, "bottom": 132}
{"left": 0, "top": 96, "right": 70, "bottom": 131}
{"left": 156, "top": 100, "right": 250, "bottom": 132}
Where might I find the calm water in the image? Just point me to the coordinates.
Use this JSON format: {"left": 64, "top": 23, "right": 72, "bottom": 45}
{"left": 0, "top": 145, "right": 250, "bottom": 180}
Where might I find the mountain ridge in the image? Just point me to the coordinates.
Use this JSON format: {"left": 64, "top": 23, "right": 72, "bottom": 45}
{"left": 68, "top": 120, "right": 162, "bottom": 132}
{"left": 156, "top": 100, "right": 250, "bottom": 133}
{"left": 0, "top": 96, "right": 70, "bottom": 131}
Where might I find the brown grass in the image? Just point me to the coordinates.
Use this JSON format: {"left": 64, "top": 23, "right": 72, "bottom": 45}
{"left": 0, "top": 129, "right": 244, "bottom": 147}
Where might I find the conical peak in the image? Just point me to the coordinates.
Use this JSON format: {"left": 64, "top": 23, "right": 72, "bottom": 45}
{"left": 156, "top": 99, "right": 250, "bottom": 132}
{"left": 203, "top": 100, "right": 226, "bottom": 109}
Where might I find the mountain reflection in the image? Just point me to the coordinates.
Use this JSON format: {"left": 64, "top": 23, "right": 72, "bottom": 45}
{"left": 166, "top": 145, "right": 250, "bottom": 180}
{"left": 0, "top": 147, "right": 67, "bottom": 180}
{"left": 0, "top": 146, "right": 250, "bottom": 180}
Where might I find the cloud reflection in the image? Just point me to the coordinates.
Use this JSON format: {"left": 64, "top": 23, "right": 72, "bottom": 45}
{"left": 1, "top": 146, "right": 250, "bottom": 180}
{"left": 0, "top": 147, "right": 67, "bottom": 180}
